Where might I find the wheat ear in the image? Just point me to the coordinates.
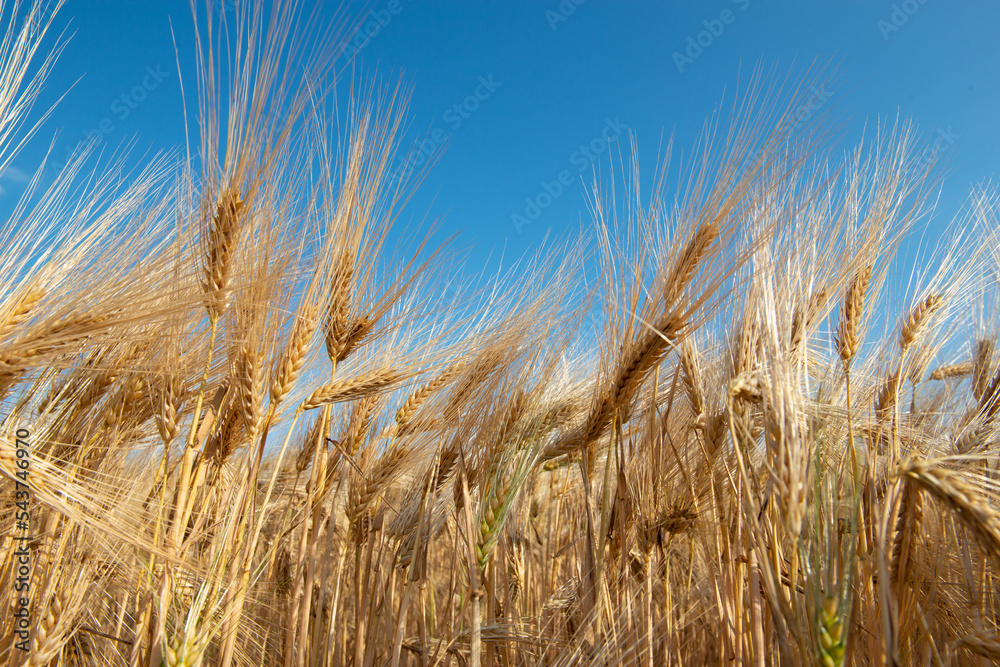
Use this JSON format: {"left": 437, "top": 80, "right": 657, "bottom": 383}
{"left": 818, "top": 595, "right": 845, "bottom": 667}
{"left": 790, "top": 287, "right": 828, "bottom": 353}
{"left": 900, "top": 457, "right": 1000, "bottom": 560}
{"left": 324, "top": 258, "right": 356, "bottom": 362}
{"left": 395, "top": 364, "right": 460, "bottom": 432}
{"left": 155, "top": 374, "right": 185, "bottom": 444}
{"left": 271, "top": 300, "right": 321, "bottom": 406}
{"left": 929, "top": 361, "right": 972, "bottom": 381}
{"left": 301, "top": 368, "right": 402, "bottom": 411}
{"left": 956, "top": 632, "right": 1000, "bottom": 661}
{"left": 836, "top": 265, "right": 872, "bottom": 369}
{"left": 201, "top": 187, "right": 245, "bottom": 319}
{"left": 898, "top": 294, "right": 944, "bottom": 355}
{"left": 890, "top": 477, "right": 923, "bottom": 590}
{"left": 973, "top": 339, "right": 995, "bottom": 400}
{"left": 0, "top": 287, "right": 44, "bottom": 340}
{"left": 233, "top": 343, "right": 263, "bottom": 436}
{"left": 678, "top": 339, "right": 704, "bottom": 418}
{"left": 349, "top": 444, "right": 409, "bottom": 525}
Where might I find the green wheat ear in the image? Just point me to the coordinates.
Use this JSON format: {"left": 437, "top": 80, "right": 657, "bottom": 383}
{"left": 819, "top": 595, "right": 845, "bottom": 667}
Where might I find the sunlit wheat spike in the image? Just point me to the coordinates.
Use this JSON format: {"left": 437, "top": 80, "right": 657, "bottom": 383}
{"left": 660, "top": 221, "right": 720, "bottom": 306}
{"left": 836, "top": 264, "right": 872, "bottom": 367}
{"left": 301, "top": 369, "right": 403, "bottom": 411}
{"left": 956, "top": 632, "right": 1000, "bottom": 661}
{"left": 233, "top": 343, "right": 263, "bottom": 435}
{"left": 477, "top": 464, "right": 514, "bottom": 570}
{"left": 900, "top": 457, "right": 1000, "bottom": 560}
{"left": 973, "top": 339, "right": 995, "bottom": 400}
{"left": 728, "top": 372, "right": 762, "bottom": 404}
{"left": 395, "top": 363, "right": 461, "bottom": 432}
{"left": 929, "top": 361, "right": 972, "bottom": 381}
{"left": 271, "top": 300, "right": 321, "bottom": 405}
{"left": 898, "top": 293, "right": 944, "bottom": 354}
{"left": 201, "top": 187, "right": 245, "bottom": 318}
{"left": 295, "top": 413, "right": 326, "bottom": 473}
{"left": 345, "top": 393, "right": 382, "bottom": 456}
{"left": 679, "top": 338, "right": 704, "bottom": 417}
{"left": 790, "top": 287, "right": 828, "bottom": 353}
{"left": 349, "top": 444, "right": 409, "bottom": 524}
{"left": 340, "top": 317, "right": 377, "bottom": 363}
{"left": 890, "top": 476, "right": 923, "bottom": 589}
{"left": 155, "top": 373, "right": 185, "bottom": 444}
{"left": 874, "top": 370, "right": 901, "bottom": 421}
{"left": 0, "top": 287, "right": 44, "bottom": 341}
{"left": 980, "top": 367, "right": 1000, "bottom": 420}
{"left": 324, "top": 256, "right": 355, "bottom": 362}
{"left": 586, "top": 315, "right": 675, "bottom": 442}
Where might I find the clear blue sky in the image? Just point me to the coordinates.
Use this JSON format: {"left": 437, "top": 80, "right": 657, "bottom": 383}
{"left": 5, "top": 0, "right": 999, "bottom": 280}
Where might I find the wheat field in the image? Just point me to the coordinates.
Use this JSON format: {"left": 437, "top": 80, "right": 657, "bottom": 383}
{"left": 2, "top": 2, "right": 1000, "bottom": 665}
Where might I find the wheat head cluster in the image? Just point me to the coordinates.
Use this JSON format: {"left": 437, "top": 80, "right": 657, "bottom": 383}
{"left": 1, "top": 2, "right": 1000, "bottom": 666}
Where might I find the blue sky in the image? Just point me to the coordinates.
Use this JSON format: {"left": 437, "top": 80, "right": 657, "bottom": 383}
{"left": 4, "top": 0, "right": 999, "bottom": 283}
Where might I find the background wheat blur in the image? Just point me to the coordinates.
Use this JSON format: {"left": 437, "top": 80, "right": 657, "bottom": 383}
{"left": 2, "top": 1, "right": 1000, "bottom": 665}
